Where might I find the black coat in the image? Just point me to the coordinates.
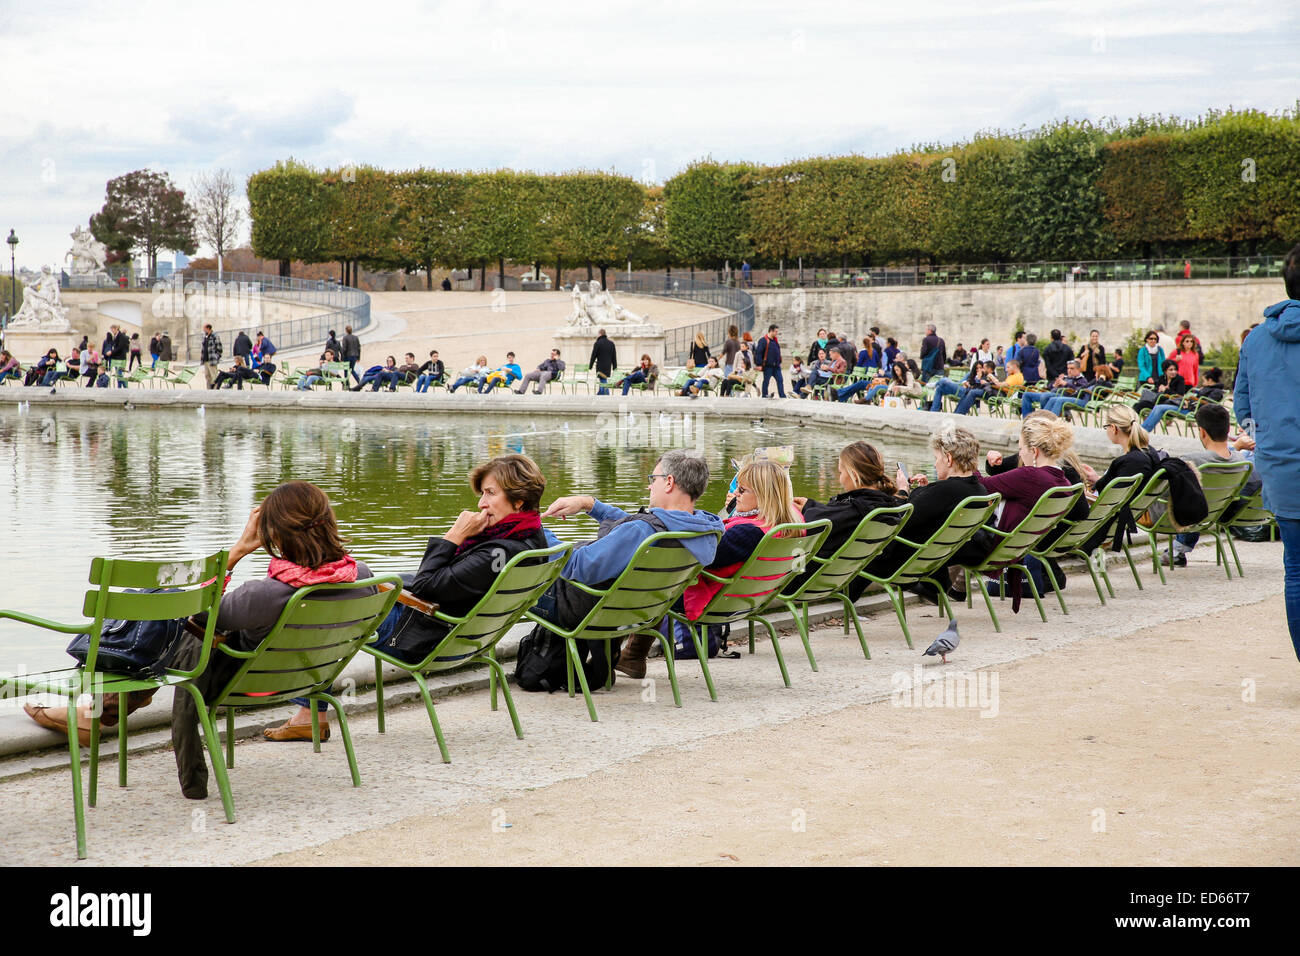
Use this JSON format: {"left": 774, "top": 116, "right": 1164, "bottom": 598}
{"left": 376, "top": 528, "right": 549, "bottom": 663}
{"left": 589, "top": 335, "right": 617, "bottom": 376}
{"left": 233, "top": 331, "right": 253, "bottom": 358}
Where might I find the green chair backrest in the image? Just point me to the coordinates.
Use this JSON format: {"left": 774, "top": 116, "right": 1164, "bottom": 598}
{"left": 692, "top": 520, "right": 831, "bottom": 625}
{"left": 1126, "top": 469, "right": 1169, "bottom": 518}
{"left": 666, "top": 370, "right": 689, "bottom": 390}
{"left": 1221, "top": 490, "right": 1271, "bottom": 528}
{"left": 211, "top": 576, "right": 402, "bottom": 709}
{"left": 782, "top": 505, "right": 912, "bottom": 603}
{"left": 1035, "top": 474, "right": 1141, "bottom": 556}
{"left": 1152, "top": 461, "right": 1252, "bottom": 533}
{"left": 976, "top": 484, "right": 1083, "bottom": 569}
{"left": 875, "top": 494, "right": 1001, "bottom": 585}
{"left": 565, "top": 531, "right": 719, "bottom": 638}
{"left": 395, "top": 542, "right": 573, "bottom": 672}
{"left": 78, "top": 552, "right": 229, "bottom": 679}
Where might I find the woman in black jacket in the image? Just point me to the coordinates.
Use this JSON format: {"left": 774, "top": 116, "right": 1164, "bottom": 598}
{"left": 689, "top": 332, "right": 711, "bottom": 369}
{"left": 369, "top": 455, "right": 551, "bottom": 664}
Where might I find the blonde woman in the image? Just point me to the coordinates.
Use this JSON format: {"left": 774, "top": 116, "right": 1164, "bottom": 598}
{"left": 680, "top": 460, "right": 803, "bottom": 620}
{"left": 448, "top": 355, "right": 490, "bottom": 392}
{"left": 1079, "top": 404, "right": 1162, "bottom": 553}
{"left": 690, "top": 331, "right": 711, "bottom": 369}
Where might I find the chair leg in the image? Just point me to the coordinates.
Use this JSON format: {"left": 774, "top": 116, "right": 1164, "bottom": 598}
{"left": 761, "top": 617, "right": 792, "bottom": 687}
{"left": 566, "top": 638, "right": 599, "bottom": 722}
{"left": 692, "top": 624, "right": 718, "bottom": 701}
{"left": 487, "top": 646, "right": 499, "bottom": 711}
{"left": 884, "top": 584, "right": 914, "bottom": 648}
{"left": 117, "top": 698, "right": 129, "bottom": 787}
{"left": 1224, "top": 531, "right": 1245, "bottom": 577}
{"left": 747, "top": 620, "right": 755, "bottom": 655}
{"left": 225, "top": 707, "right": 235, "bottom": 769}
{"left": 316, "top": 692, "right": 360, "bottom": 786}
{"left": 67, "top": 700, "right": 87, "bottom": 859}
{"left": 88, "top": 705, "right": 100, "bottom": 808}
{"left": 653, "top": 629, "right": 684, "bottom": 708}
{"left": 1019, "top": 563, "right": 1049, "bottom": 622}
{"left": 477, "top": 653, "right": 524, "bottom": 738}
{"left": 410, "top": 671, "right": 451, "bottom": 763}
{"left": 1212, "top": 532, "right": 1233, "bottom": 580}
{"left": 782, "top": 602, "right": 818, "bottom": 671}
{"left": 182, "top": 686, "right": 234, "bottom": 823}
{"left": 965, "top": 569, "right": 973, "bottom": 609}
{"left": 838, "top": 595, "right": 870, "bottom": 660}
{"left": 374, "top": 657, "right": 386, "bottom": 733}
{"left": 1122, "top": 541, "right": 1144, "bottom": 590}
{"left": 973, "top": 574, "right": 1000, "bottom": 632}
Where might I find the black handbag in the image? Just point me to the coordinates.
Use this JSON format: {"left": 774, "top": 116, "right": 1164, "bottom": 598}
{"left": 65, "top": 589, "right": 190, "bottom": 679}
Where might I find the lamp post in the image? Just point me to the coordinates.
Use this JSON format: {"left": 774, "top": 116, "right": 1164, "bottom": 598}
{"left": 6, "top": 230, "right": 17, "bottom": 319}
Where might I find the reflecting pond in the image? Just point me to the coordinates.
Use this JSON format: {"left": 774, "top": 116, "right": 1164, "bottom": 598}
{"left": 0, "top": 405, "right": 937, "bottom": 671}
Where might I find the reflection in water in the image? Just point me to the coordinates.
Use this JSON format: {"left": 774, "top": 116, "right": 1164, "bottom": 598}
{"left": 0, "top": 405, "right": 933, "bottom": 671}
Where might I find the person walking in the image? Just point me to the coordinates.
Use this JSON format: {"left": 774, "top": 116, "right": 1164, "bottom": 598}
{"left": 754, "top": 324, "right": 785, "bottom": 398}
{"left": 340, "top": 325, "right": 362, "bottom": 384}
{"left": 200, "top": 323, "right": 223, "bottom": 388}
{"left": 589, "top": 328, "right": 617, "bottom": 395}
{"left": 1234, "top": 242, "right": 1300, "bottom": 663}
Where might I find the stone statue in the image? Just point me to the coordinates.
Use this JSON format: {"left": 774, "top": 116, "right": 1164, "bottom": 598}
{"left": 565, "top": 279, "right": 645, "bottom": 327}
{"left": 65, "top": 225, "right": 109, "bottom": 277}
{"left": 9, "top": 265, "right": 71, "bottom": 330}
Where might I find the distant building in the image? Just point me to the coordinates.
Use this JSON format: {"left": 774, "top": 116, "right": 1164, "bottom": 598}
{"left": 156, "top": 261, "right": 174, "bottom": 278}
{"left": 174, "top": 251, "right": 189, "bottom": 270}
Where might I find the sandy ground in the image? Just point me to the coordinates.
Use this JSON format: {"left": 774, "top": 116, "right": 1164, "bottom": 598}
{"left": 2, "top": 539, "right": 1292, "bottom": 866}
{"left": 265, "top": 591, "right": 1300, "bottom": 867}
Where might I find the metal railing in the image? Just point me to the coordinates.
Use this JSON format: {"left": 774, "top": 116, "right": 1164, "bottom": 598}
{"left": 154, "top": 270, "right": 370, "bottom": 360}
{"left": 611, "top": 272, "right": 755, "bottom": 365}
{"left": 653, "top": 254, "right": 1287, "bottom": 290}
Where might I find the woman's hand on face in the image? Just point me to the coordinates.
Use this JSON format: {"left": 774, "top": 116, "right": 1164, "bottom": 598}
{"left": 228, "top": 504, "right": 263, "bottom": 567}
{"left": 444, "top": 509, "right": 491, "bottom": 545}
{"left": 986, "top": 450, "right": 1003, "bottom": 468}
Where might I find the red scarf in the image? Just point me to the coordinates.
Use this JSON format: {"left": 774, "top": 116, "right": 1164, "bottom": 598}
{"left": 267, "top": 554, "right": 359, "bottom": 588}
{"left": 454, "top": 510, "right": 542, "bottom": 555}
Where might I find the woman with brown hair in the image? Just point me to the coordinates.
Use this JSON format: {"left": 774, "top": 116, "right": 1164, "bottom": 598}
{"left": 365, "top": 454, "right": 551, "bottom": 668}
{"left": 617, "top": 354, "right": 659, "bottom": 395}
{"left": 795, "top": 441, "right": 904, "bottom": 570}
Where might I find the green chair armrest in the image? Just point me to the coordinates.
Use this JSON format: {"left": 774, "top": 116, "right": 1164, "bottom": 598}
{"left": 0, "top": 609, "right": 92, "bottom": 634}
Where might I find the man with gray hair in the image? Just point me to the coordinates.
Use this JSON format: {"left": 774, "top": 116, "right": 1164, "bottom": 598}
{"left": 919, "top": 323, "right": 947, "bottom": 382}
{"left": 538, "top": 449, "right": 724, "bottom": 678}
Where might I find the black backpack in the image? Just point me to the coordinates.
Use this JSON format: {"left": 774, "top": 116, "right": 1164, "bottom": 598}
{"left": 1148, "top": 450, "right": 1209, "bottom": 529}
{"left": 65, "top": 590, "right": 190, "bottom": 680}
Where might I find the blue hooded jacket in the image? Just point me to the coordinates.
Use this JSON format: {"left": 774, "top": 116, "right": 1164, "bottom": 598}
{"left": 1234, "top": 300, "right": 1300, "bottom": 518}
{"left": 547, "top": 500, "right": 723, "bottom": 584}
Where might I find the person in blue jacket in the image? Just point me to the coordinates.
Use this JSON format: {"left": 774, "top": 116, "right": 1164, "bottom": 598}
{"left": 754, "top": 324, "right": 785, "bottom": 398}
{"left": 1136, "top": 331, "right": 1166, "bottom": 386}
{"left": 538, "top": 449, "right": 724, "bottom": 676}
{"left": 1234, "top": 242, "right": 1300, "bottom": 663}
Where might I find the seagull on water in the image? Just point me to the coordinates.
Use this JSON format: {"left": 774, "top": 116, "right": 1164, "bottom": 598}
{"left": 923, "top": 619, "right": 960, "bottom": 663}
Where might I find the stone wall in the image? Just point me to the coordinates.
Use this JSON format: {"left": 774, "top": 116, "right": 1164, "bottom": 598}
{"left": 752, "top": 278, "right": 1282, "bottom": 355}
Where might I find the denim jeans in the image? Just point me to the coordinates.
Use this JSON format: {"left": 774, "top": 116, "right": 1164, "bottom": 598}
{"left": 1278, "top": 518, "right": 1300, "bottom": 663}
{"left": 928, "top": 378, "right": 962, "bottom": 411}
{"left": 415, "top": 373, "right": 441, "bottom": 392}
{"left": 953, "top": 386, "right": 988, "bottom": 415}
{"left": 621, "top": 370, "right": 647, "bottom": 395}
{"left": 297, "top": 375, "right": 323, "bottom": 390}
{"left": 374, "top": 370, "right": 401, "bottom": 391}
{"left": 1141, "top": 403, "right": 1182, "bottom": 432}
{"left": 40, "top": 369, "right": 61, "bottom": 387}
{"left": 1042, "top": 394, "right": 1089, "bottom": 417}
{"left": 865, "top": 383, "right": 889, "bottom": 403}
{"left": 761, "top": 367, "right": 785, "bottom": 398}
{"left": 835, "top": 380, "right": 872, "bottom": 402}
{"left": 449, "top": 374, "right": 484, "bottom": 392}
{"left": 1020, "top": 390, "right": 1053, "bottom": 416}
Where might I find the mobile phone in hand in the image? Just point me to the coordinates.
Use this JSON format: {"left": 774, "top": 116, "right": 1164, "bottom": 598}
{"left": 896, "top": 460, "right": 909, "bottom": 483}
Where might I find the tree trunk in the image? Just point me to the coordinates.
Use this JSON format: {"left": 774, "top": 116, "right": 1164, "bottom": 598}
{"left": 425, "top": 258, "right": 433, "bottom": 289}
{"left": 586, "top": 261, "right": 593, "bottom": 281}
{"left": 556, "top": 256, "right": 562, "bottom": 289}
{"left": 341, "top": 261, "right": 346, "bottom": 284}
{"left": 599, "top": 263, "right": 608, "bottom": 289}
{"left": 280, "top": 259, "right": 290, "bottom": 278}
{"left": 479, "top": 261, "right": 486, "bottom": 291}
{"left": 498, "top": 256, "right": 506, "bottom": 290}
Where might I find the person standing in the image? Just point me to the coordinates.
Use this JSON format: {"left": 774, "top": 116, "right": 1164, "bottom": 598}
{"left": 201, "top": 323, "right": 223, "bottom": 389}
{"left": 754, "top": 324, "right": 785, "bottom": 398}
{"left": 1077, "top": 329, "right": 1107, "bottom": 381}
{"left": 589, "top": 328, "right": 617, "bottom": 396}
{"left": 720, "top": 325, "right": 741, "bottom": 376}
{"left": 1233, "top": 242, "right": 1300, "bottom": 663}
{"left": 233, "top": 329, "right": 253, "bottom": 364}
{"left": 1017, "top": 332, "right": 1043, "bottom": 386}
{"left": 158, "top": 331, "right": 174, "bottom": 363}
{"left": 918, "top": 324, "right": 947, "bottom": 382}
{"left": 740, "top": 260, "right": 752, "bottom": 288}
{"left": 324, "top": 329, "right": 342, "bottom": 362}
{"left": 340, "top": 325, "right": 362, "bottom": 384}
{"left": 148, "top": 332, "right": 162, "bottom": 369}
{"left": 1042, "top": 329, "right": 1073, "bottom": 381}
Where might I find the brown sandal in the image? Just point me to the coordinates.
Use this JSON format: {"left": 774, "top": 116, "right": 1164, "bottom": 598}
{"left": 24, "top": 703, "right": 94, "bottom": 747}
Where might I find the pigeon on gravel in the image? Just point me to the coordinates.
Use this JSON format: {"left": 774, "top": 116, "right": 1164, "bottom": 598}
{"left": 923, "top": 619, "right": 960, "bottom": 663}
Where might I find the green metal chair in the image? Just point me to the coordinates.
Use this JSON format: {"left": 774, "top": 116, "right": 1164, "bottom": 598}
{"left": 523, "top": 530, "right": 718, "bottom": 722}
{"left": 364, "top": 542, "right": 572, "bottom": 762}
{"left": 658, "top": 369, "right": 690, "bottom": 396}
{"left": 0, "top": 551, "right": 229, "bottom": 859}
{"left": 776, "top": 505, "right": 912, "bottom": 665}
{"left": 562, "top": 363, "right": 590, "bottom": 394}
{"left": 162, "top": 365, "right": 198, "bottom": 389}
{"left": 179, "top": 575, "right": 403, "bottom": 825}
{"left": 666, "top": 520, "right": 831, "bottom": 696}
{"left": 1217, "top": 490, "right": 1275, "bottom": 576}
{"left": 1029, "top": 476, "right": 1141, "bottom": 612}
{"left": 1145, "top": 461, "right": 1253, "bottom": 583}
{"left": 957, "top": 485, "right": 1083, "bottom": 630}
{"left": 858, "top": 494, "right": 1001, "bottom": 648}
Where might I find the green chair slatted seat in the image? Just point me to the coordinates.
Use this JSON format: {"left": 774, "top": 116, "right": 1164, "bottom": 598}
{"left": 1029, "top": 475, "right": 1142, "bottom": 611}
{"left": 957, "top": 484, "right": 1083, "bottom": 630}
{"left": 562, "top": 363, "right": 590, "bottom": 394}
{"left": 776, "top": 505, "right": 913, "bottom": 665}
{"left": 0, "top": 550, "right": 229, "bottom": 859}
{"left": 523, "top": 529, "right": 719, "bottom": 722}
{"left": 364, "top": 542, "right": 572, "bottom": 762}
{"left": 181, "top": 574, "right": 403, "bottom": 825}
{"left": 163, "top": 365, "right": 198, "bottom": 389}
{"left": 858, "top": 494, "right": 1002, "bottom": 649}
{"left": 666, "top": 520, "right": 831, "bottom": 697}
{"left": 1217, "top": 490, "right": 1276, "bottom": 576}
{"left": 659, "top": 369, "right": 691, "bottom": 396}
{"left": 1144, "top": 460, "right": 1253, "bottom": 584}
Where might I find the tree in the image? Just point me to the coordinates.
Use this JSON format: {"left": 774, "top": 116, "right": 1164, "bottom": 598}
{"left": 464, "top": 170, "right": 546, "bottom": 289}
{"left": 391, "top": 168, "right": 473, "bottom": 288}
{"left": 663, "top": 160, "right": 753, "bottom": 271}
{"left": 91, "top": 169, "right": 197, "bottom": 275}
{"left": 248, "top": 159, "right": 334, "bottom": 277}
{"left": 548, "top": 171, "right": 644, "bottom": 287}
{"left": 191, "top": 168, "right": 246, "bottom": 277}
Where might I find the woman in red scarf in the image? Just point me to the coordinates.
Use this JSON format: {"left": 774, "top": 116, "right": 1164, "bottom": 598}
{"left": 365, "top": 454, "right": 550, "bottom": 667}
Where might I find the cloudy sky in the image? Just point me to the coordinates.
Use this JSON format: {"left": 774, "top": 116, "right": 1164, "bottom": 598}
{"left": 1, "top": 0, "right": 1296, "bottom": 268}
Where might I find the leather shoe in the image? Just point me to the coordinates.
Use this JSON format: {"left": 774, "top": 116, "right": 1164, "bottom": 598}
{"left": 25, "top": 703, "right": 93, "bottom": 747}
{"left": 263, "top": 720, "right": 330, "bottom": 742}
